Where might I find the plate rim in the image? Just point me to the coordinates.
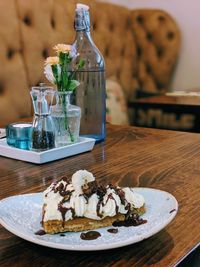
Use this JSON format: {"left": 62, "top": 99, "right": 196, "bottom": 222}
{"left": 0, "top": 188, "right": 178, "bottom": 251}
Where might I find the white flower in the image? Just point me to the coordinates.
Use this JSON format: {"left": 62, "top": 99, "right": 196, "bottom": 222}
{"left": 44, "top": 64, "right": 61, "bottom": 84}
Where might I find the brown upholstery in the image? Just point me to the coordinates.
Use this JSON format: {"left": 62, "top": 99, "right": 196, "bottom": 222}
{"left": 0, "top": 0, "right": 180, "bottom": 123}
{"left": 130, "top": 9, "right": 181, "bottom": 95}
{"left": 0, "top": 0, "right": 31, "bottom": 123}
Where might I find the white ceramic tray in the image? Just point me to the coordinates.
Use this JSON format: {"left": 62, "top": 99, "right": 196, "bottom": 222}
{"left": 0, "top": 137, "right": 95, "bottom": 164}
{"left": 0, "top": 128, "right": 6, "bottom": 139}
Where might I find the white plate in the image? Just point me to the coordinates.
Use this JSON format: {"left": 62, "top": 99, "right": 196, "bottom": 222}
{"left": 0, "top": 137, "right": 95, "bottom": 164}
{"left": 0, "top": 188, "right": 178, "bottom": 251}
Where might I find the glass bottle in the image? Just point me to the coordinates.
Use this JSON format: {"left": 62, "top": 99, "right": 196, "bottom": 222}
{"left": 72, "top": 3, "right": 106, "bottom": 142}
{"left": 30, "top": 84, "right": 55, "bottom": 151}
{"left": 51, "top": 91, "right": 81, "bottom": 147}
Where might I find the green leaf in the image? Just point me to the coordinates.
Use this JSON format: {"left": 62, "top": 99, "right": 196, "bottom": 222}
{"left": 51, "top": 65, "right": 60, "bottom": 88}
{"left": 68, "top": 80, "right": 80, "bottom": 91}
{"left": 77, "top": 59, "right": 85, "bottom": 69}
{"left": 59, "top": 52, "right": 66, "bottom": 65}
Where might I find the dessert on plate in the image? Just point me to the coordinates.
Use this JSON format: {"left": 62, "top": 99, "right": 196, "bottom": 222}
{"left": 42, "top": 170, "right": 145, "bottom": 234}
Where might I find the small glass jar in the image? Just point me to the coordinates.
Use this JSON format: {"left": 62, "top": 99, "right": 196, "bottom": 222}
{"left": 30, "top": 84, "right": 55, "bottom": 151}
{"left": 51, "top": 91, "right": 81, "bottom": 147}
{"left": 6, "top": 123, "right": 32, "bottom": 150}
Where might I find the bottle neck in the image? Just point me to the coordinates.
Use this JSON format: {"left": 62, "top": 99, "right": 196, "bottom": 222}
{"left": 56, "top": 91, "right": 71, "bottom": 106}
{"left": 74, "top": 30, "right": 94, "bottom": 46}
{"left": 74, "top": 8, "right": 90, "bottom": 32}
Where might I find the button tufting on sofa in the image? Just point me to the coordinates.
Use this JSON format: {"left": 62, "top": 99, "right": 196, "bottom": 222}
{"left": 156, "top": 46, "right": 164, "bottom": 58}
{"left": 0, "top": 83, "right": 4, "bottom": 95}
{"left": 42, "top": 49, "right": 49, "bottom": 59}
{"left": 158, "top": 15, "right": 166, "bottom": 22}
{"left": 146, "top": 64, "right": 153, "bottom": 75}
{"left": 51, "top": 18, "right": 55, "bottom": 29}
{"left": 167, "top": 31, "right": 175, "bottom": 40}
{"left": 93, "top": 22, "right": 97, "bottom": 31}
{"left": 23, "top": 16, "right": 31, "bottom": 26}
{"left": 137, "top": 46, "right": 142, "bottom": 57}
{"left": 146, "top": 32, "right": 153, "bottom": 42}
{"left": 105, "top": 46, "right": 110, "bottom": 57}
{"left": 136, "top": 15, "right": 144, "bottom": 24}
{"left": 7, "top": 49, "right": 15, "bottom": 60}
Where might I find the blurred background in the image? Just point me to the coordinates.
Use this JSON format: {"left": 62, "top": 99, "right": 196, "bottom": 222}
{"left": 100, "top": 0, "right": 200, "bottom": 91}
{"left": 1, "top": 0, "right": 200, "bottom": 132}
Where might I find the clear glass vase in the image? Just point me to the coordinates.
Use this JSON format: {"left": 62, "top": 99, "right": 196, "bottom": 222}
{"left": 51, "top": 91, "right": 81, "bottom": 147}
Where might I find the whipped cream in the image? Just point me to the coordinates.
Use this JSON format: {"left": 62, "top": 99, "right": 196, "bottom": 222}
{"left": 72, "top": 170, "right": 95, "bottom": 194}
{"left": 43, "top": 170, "right": 145, "bottom": 222}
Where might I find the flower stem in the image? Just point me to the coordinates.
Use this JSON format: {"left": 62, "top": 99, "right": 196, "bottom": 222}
{"left": 62, "top": 95, "right": 74, "bottom": 143}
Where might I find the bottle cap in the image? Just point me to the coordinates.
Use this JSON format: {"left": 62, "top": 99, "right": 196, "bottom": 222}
{"left": 74, "top": 4, "right": 90, "bottom": 31}
{"left": 76, "top": 3, "right": 89, "bottom": 11}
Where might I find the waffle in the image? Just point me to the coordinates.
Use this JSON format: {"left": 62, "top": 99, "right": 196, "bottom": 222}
{"left": 43, "top": 205, "right": 145, "bottom": 234}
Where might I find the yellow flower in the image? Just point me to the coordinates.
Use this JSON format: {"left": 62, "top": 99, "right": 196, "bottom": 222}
{"left": 53, "top": 44, "right": 72, "bottom": 54}
{"left": 45, "top": 56, "right": 59, "bottom": 65}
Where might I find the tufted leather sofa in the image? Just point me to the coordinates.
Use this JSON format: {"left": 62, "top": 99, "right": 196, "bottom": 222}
{"left": 0, "top": 0, "right": 180, "bottom": 124}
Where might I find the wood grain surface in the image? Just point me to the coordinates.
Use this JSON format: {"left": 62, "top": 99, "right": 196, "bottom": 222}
{"left": 130, "top": 94, "right": 200, "bottom": 105}
{"left": 0, "top": 125, "right": 200, "bottom": 267}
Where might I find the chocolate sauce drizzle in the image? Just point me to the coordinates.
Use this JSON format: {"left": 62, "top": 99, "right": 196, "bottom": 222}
{"left": 80, "top": 231, "right": 101, "bottom": 240}
{"left": 58, "top": 204, "right": 75, "bottom": 226}
{"left": 107, "top": 228, "right": 118, "bottom": 234}
{"left": 35, "top": 229, "right": 46, "bottom": 236}
{"left": 169, "top": 209, "right": 176, "bottom": 214}
{"left": 113, "top": 213, "right": 147, "bottom": 227}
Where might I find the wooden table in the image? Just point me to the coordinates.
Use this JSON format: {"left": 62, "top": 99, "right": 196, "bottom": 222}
{"left": 129, "top": 94, "right": 200, "bottom": 132}
{"left": 0, "top": 124, "right": 200, "bottom": 266}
